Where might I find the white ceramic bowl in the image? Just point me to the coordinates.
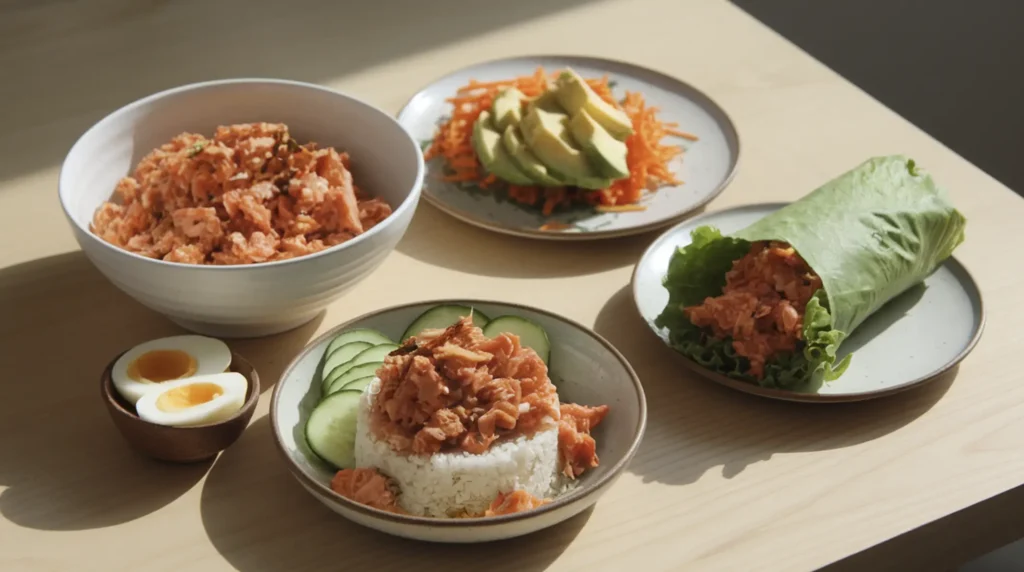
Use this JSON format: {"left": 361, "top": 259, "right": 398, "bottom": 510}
{"left": 271, "top": 300, "right": 647, "bottom": 543}
{"left": 59, "top": 79, "right": 424, "bottom": 338}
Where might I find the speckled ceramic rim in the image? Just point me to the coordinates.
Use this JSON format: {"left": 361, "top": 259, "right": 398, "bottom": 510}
{"left": 101, "top": 350, "right": 261, "bottom": 428}
{"left": 270, "top": 298, "right": 648, "bottom": 527}
{"left": 630, "top": 202, "right": 988, "bottom": 403}
{"left": 395, "top": 54, "right": 741, "bottom": 241}
{"left": 58, "top": 77, "right": 425, "bottom": 270}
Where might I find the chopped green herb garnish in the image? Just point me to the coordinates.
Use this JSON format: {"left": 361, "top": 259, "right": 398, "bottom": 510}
{"left": 187, "top": 141, "right": 209, "bottom": 157}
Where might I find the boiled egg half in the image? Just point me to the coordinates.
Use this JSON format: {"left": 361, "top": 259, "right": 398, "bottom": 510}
{"left": 135, "top": 372, "right": 248, "bottom": 427}
{"left": 111, "top": 335, "right": 232, "bottom": 405}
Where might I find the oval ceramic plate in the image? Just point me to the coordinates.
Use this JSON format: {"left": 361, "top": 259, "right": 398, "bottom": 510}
{"left": 633, "top": 203, "right": 986, "bottom": 403}
{"left": 396, "top": 55, "right": 740, "bottom": 240}
{"left": 270, "top": 300, "right": 646, "bottom": 542}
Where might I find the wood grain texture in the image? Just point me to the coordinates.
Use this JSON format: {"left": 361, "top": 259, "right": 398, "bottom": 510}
{"left": 1, "top": 0, "right": 1023, "bottom": 570}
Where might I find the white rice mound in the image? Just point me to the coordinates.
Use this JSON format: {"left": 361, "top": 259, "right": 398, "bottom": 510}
{"left": 354, "top": 379, "right": 565, "bottom": 518}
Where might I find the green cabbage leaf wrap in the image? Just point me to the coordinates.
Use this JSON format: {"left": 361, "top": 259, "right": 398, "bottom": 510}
{"left": 654, "top": 156, "right": 967, "bottom": 389}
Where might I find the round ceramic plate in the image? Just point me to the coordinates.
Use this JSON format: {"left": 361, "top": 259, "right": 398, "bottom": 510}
{"left": 270, "top": 300, "right": 646, "bottom": 542}
{"left": 632, "top": 203, "right": 986, "bottom": 403}
{"left": 396, "top": 55, "right": 740, "bottom": 240}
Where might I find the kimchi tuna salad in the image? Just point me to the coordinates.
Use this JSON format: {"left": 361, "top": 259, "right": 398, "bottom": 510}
{"left": 684, "top": 241, "right": 822, "bottom": 380}
{"left": 303, "top": 306, "right": 609, "bottom": 518}
{"left": 90, "top": 122, "right": 393, "bottom": 265}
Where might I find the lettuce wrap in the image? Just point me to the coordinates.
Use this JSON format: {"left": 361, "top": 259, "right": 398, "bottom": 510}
{"left": 654, "top": 156, "right": 967, "bottom": 389}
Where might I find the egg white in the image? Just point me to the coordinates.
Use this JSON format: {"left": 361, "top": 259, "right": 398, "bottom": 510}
{"left": 135, "top": 372, "right": 248, "bottom": 427}
{"left": 111, "top": 335, "right": 232, "bottom": 405}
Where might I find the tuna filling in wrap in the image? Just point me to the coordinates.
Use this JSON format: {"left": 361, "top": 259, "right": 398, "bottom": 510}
{"left": 655, "top": 156, "right": 967, "bottom": 389}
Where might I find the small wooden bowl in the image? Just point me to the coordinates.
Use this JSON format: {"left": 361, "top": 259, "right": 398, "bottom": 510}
{"left": 101, "top": 350, "right": 260, "bottom": 463}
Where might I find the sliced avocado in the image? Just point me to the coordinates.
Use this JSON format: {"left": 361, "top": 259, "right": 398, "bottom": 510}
{"left": 527, "top": 89, "right": 565, "bottom": 113}
{"left": 554, "top": 69, "right": 634, "bottom": 140}
{"left": 471, "top": 111, "right": 535, "bottom": 186}
{"left": 501, "top": 125, "right": 564, "bottom": 186}
{"left": 493, "top": 88, "right": 525, "bottom": 131}
{"left": 520, "top": 107, "right": 612, "bottom": 190}
{"left": 568, "top": 109, "right": 629, "bottom": 180}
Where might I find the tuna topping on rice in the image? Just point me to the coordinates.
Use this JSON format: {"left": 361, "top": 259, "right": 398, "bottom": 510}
{"left": 331, "top": 317, "right": 609, "bottom": 518}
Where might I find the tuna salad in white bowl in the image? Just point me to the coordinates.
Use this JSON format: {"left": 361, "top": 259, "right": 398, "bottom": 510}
{"left": 270, "top": 300, "right": 647, "bottom": 543}
{"left": 58, "top": 78, "right": 424, "bottom": 338}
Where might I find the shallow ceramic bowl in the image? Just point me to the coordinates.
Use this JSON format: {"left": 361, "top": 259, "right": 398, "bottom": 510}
{"left": 102, "top": 350, "right": 260, "bottom": 463}
{"left": 59, "top": 79, "right": 424, "bottom": 338}
{"left": 271, "top": 300, "right": 647, "bottom": 543}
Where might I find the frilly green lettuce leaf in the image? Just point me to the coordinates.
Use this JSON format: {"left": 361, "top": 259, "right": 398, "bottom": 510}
{"left": 653, "top": 226, "right": 748, "bottom": 334}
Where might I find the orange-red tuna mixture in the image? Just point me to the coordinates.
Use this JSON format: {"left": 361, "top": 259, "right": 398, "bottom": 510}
{"left": 369, "top": 317, "right": 608, "bottom": 479}
{"left": 484, "top": 490, "right": 551, "bottom": 516}
{"left": 330, "top": 468, "right": 405, "bottom": 514}
{"left": 90, "top": 122, "right": 393, "bottom": 265}
{"left": 684, "top": 241, "right": 823, "bottom": 378}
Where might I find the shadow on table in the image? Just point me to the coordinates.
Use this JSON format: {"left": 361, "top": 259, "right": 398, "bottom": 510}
{"left": 228, "top": 314, "right": 324, "bottom": 394}
{"left": 0, "top": 252, "right": 319, "bottom": 530}
{"left": 0, "top": 0, "right": 601, "bottom": 184}
{"left": 593, "top": 285, "right": 956, "bottom": 486}
{"left": 396, "top": 202, "right": 663, "bottom": 278}
{"left": 200, "top": 416, "right": 588, "bottom": 572}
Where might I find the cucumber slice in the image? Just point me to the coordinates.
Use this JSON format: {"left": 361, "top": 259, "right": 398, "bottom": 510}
{"left": 339, "top": 375, "right": 374, "bottom": 393}
{"left": 331, "top": 343, "right": 395, "bottom": 380}
{"left": 401, "top": 304, "right": 492, "bottom": 341}
{"left": 304, "top": 390, "right": 362, "bottom": 470}
{"left": 327, "top": 362, "right": 382, "bottom": 396}
{"left": 481, "top": 315, "right": 551, "bottom": 364}
{"left": 322, "top": 343, "right": 397, "bottom": 390}
{"left": 324, "top": 328, "right": 393, "bottom": 357}
{"left": 319, "top": 341, "right": 373, "bottom": 390}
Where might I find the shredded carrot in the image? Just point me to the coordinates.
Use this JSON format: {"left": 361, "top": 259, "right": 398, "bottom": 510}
{"left": 424, "top": 66, "right": 692, "bottom": 214}
{"left": 665, "top": 128, "right": 700, "bottom": 141}
{"left": 479, "top": 173, "right": 498, "bottom": 188}
{"left": 539, "top": 222, "right": 574, "bottom": 232}
{"left": 508, "top": 185, "right": 541, "bottom": 205}
{"left": 595, "top": 204, "right": 648, "bottom": 213}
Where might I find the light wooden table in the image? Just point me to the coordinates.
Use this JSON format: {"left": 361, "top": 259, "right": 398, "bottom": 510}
{"left": 2, "top": 0, "right": 1023, "bottom": 570}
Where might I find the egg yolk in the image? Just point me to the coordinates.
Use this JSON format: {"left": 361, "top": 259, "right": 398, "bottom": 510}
{"left": 156, "top": 382, "right": 224, "bottom": 412}
{"left": 127, "top": 350, "right": 198, "bottom": 383}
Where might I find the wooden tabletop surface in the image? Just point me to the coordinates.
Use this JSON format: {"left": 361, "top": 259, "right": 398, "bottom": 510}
{"left": 3, "top": 0, "right": 1024, "bottom": 570}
